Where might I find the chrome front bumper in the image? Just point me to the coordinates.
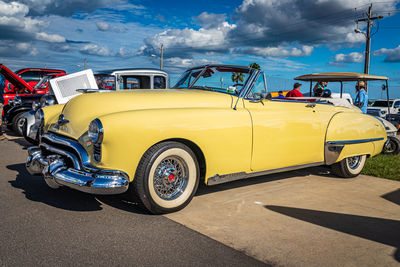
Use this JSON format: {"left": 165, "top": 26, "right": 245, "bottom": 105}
{"left": 26, "top": 135, "right": 129, "bottom": 195}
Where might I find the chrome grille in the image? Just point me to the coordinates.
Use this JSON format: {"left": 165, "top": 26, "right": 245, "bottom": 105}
{"left": 93, "top": 143, "right": 101, "bottom": 162}
{"left": 40, "top": 133, "right": 90, "bottom": 169}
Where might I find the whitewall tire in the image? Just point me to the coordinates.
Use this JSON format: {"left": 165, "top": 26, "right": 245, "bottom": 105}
{"left": 133, "top": 141, "right": 199, "bottom": 214}
{"left": 331, "top": 155, "right": 367, "bottom": 178}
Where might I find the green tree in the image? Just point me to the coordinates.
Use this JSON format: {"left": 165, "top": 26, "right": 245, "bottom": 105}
{"left": 249, "top": 62, "right": 261, "bottom": 70}
{"left": 232, "top": 72, "right": 245, "bottom": 84}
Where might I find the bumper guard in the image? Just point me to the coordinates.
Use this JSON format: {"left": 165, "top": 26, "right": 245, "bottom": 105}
{"left": 26, "top": 144, "right": 129, "bottom": 195}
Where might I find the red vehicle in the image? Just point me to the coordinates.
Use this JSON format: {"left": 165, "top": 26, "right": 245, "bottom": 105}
{"left": 1, "top": 64, "right": 66, "bottom": 106}
{"left": 4, "top": 67, "right": 66, "bottom": 92}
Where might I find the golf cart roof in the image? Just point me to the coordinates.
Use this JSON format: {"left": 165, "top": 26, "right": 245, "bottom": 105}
{"left": 295, "top": 72, "right": 388, "bottom": 82}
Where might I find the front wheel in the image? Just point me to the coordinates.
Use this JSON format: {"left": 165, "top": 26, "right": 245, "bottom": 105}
{"left": 382, "top": 136, "right": 400, "bottom": 155}
{"left": 331, "top": 155, "right": 367, "bottom": 178}
{"left": 12, "top": 112, "right": 26, "bottom": 136}
{"left": 132, "top": 141, "right": 200, "bottom": 214}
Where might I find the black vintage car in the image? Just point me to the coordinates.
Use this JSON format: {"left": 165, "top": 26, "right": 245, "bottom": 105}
{"left": 4, "top": 94, "right": 44, "bottom": 135}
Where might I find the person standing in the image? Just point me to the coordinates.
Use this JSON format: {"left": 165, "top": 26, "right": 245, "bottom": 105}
{"left": 313, "top": 81, "right": 328, "bottom": 96}
{"left": 0, "top": 73, "right": 5, "bottom": 140}
{"left": 286, "top": 83, "right": 304, "bottom": 97}
{"left": 354, "top": 81, "right": 368, "bottom": 114}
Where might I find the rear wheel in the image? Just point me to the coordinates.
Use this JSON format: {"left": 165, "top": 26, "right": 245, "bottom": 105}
{"left": 12, "top": 112, "right": 25, "bottom": 136}
{"left": 382, "top": 136, "right": 400, "bottom": 155}
{"left": 331, "top": 155, "right": 367, "bottom": 178}
{"left": 132, "top": 141, "right": 200, "bottom": 214}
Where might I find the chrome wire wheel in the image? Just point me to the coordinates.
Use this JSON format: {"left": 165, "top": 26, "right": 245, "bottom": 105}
{"left": 153, "top": 156, "right": 188, "bottom": 200}
{"left": 347, "top": 156, "right": 362, "bottom": 170}
{"left": 133, "top": 141, "right": 200, "bottom": 214}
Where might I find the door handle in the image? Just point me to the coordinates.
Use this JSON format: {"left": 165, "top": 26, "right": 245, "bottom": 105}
{"left": 306, "top": 103, "right": 316, "bottom": 108}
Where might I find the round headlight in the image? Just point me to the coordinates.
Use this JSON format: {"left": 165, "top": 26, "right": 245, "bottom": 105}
{"left": 34, "top": 108, "right": 44, "bottom": 126}
{"left": 88, "top": 119, "right": 103, "bottom": 144}
{"left": 40, "top": 95, "right": 57, "bottom": 107}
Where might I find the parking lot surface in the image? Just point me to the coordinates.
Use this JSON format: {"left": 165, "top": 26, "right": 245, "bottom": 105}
{"left": 0, "top": 136, "right": 265, "bottom": 266}
{"left": 1, "top": 133, "right": 399, "bottom": 266}
{"left": 167, "top": 166, "right": 400, "bottom": 266}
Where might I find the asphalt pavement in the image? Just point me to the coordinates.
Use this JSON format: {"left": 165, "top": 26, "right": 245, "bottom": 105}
{"left": 0, "top": 134, "right": 266, "bottom": 266}
{"left": 1, "top": 131, "right": 399, "bottom": 266}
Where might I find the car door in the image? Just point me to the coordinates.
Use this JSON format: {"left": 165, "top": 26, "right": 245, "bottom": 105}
{"left": 243, "top": 73, "right": 326, "bottom": 172}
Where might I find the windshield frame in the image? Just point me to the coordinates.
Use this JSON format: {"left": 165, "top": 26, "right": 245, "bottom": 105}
{"left": 173, "top": 65, "right": 258, "bottom": 97}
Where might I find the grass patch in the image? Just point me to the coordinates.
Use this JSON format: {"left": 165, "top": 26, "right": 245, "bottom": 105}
{"left": 362, "top": 154, "right": 400, "bottom": 181}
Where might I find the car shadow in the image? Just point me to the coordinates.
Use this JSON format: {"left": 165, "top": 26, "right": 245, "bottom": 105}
{"left": 7, "top": 163, "right": 148, "bottom": 214}
{"left": 9, "top": 137, "right": 31, "bottom": 149}
{"left": 265, "top": 205, "right": 400, "bottom": 262}
{"left": 196, "top": 165, "right": 336, "bottom": 196}
{"left": 381, "top": 189, "right": 400, "bottom": 206}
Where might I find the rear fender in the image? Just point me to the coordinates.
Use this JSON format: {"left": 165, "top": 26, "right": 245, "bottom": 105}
{"left": 325, "top": 112, "right": 387, "bottom": 164}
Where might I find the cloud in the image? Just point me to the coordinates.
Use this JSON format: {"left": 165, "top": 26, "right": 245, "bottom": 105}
{"left": 49, "top": 43, "right": 72, "bottom": 52}
{"left": 235, "top": 45, "right": 314, "bottom": 57}
{"left": 96, "top": 21, "right": 110, "bottom": 31}
{"left": 19, "top": 0, "right": 125, "bottom": 16}
{"left": 137, "top": 22, "right": 236, "bottom": 58}
{"left": 194, "top": 12, "right": 227, "bottom": 29}
{"left": 80, "top": 43, "right": 133, "bottom": 57}
{"left": 0, "top": 1, "right": 29, "bottom": 17}
{"left": 35, "top": 32, "right": 66, "bottom": 42}
{"left": 0, "top": 40, "right": 34, "bottom": 57}
{"left": 374, "top": 45, "right": 400, "bottom": 62}
{"left": 230, "top": 0, "right": 395, "bottom": 46}
{"left": 138, "top": 0, "right": 397, "bottom": 61}
{"left": 80, "top": 43, "right": 115, "bottom": 56}
{"left": 0, "top": 0, "right": 68, "bottom": 57}
{"left": 332, "top": 52, "right": 364, "bottom": 63}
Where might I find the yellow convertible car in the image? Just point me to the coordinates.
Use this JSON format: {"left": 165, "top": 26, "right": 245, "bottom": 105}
{"left": 26, "top": 64, "right": 386, "bottom": 214}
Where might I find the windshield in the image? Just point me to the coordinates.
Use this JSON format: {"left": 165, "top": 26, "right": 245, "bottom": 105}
{"left": 173, "top": 66, "right": 251, "bottom": 95}
{"left": 372, "top": 100, "right": 393, "bottom": 107}
{"left": 34, "top": 76, "right": 52, "bottom": 89}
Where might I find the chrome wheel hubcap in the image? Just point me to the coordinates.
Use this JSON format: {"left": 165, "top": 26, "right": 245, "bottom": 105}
{"left": 347, "top": 156, "right": 362, "bottom": 170}
{"left": 384, "top": 141, "right": 395, "bottom": 153}
{"left": 153, "top": 156, "right": 188, "bottom": 200}
{"left": 17, "top": 118, "right": 25, "bottom": 132}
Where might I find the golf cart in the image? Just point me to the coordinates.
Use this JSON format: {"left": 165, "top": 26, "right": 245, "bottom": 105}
{"left": 294, "top": 72, "right": 399, "bottom": 155}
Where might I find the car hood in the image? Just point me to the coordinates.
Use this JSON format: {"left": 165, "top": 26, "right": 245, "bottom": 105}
{"left": 0, "top": 64, "right": 34, "bottom": 93}
{"left": 48, "top": 89, "right": 234, "bottom": 139}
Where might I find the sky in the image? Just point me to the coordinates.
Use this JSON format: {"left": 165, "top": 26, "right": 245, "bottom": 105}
{"left": 0, "top": 0, "right": 400, "bottom": 99}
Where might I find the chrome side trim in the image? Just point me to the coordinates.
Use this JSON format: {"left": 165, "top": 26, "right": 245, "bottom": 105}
{"left": 207, "top": 162, "right": 324, "bottom": 186}
{"left": 326, "top": 137, "right": 384, "bottom": 145}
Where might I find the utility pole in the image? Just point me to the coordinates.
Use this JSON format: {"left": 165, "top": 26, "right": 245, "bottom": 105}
{"left": 160, "top": 44, "right": 164, "bottom": 70}
{"left": 355, "top": 4, "right": 383, "bottom": 74}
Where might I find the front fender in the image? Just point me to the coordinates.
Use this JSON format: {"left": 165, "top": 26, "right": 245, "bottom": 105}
{"left": 325, "top": 112, "right": 387, "bottom": 164}
{"left": 4, "top": 105, "right": 31, "bottom": 124}
{"left": 93, "top": 108, "right": 252, "bottom": 183}
{"left": 42, "top": 104, "right": 65, "bottom": 131}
